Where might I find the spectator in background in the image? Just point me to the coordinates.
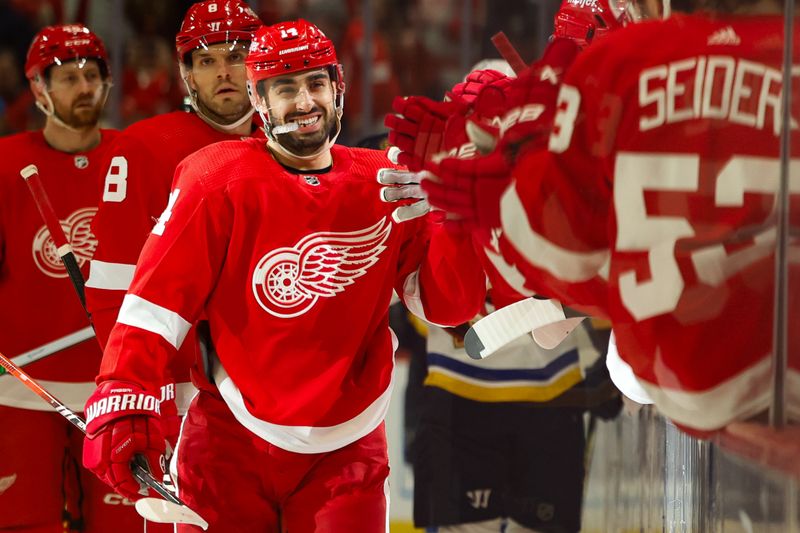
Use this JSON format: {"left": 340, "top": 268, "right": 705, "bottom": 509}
{"left": 338, "top": 0, "right": 401, "bottom": 141}
{"left": 120, "top": 36, "right": 184, "bottom": 125}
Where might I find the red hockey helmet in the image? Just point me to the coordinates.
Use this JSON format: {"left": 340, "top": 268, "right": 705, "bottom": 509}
{"left": 25, "top": 24, "right": 109, "bottom": 81}
{"left": 246, "top": 20, "right": 346, "bottom": 156}
{"left": 553, "top": 0, "right": 630, "bottom": 48}
{"left": 175, "top": 0, "right": 262, "bottom": 64}
{"left": 245, "top": 19, "right": 345, "bottom": 97}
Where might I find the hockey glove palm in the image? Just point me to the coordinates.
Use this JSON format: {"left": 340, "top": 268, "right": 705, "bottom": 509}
{"left": 83, "top": 381, "right": 166, "bottom": 501}
{"left": 377, "top": 161, "right": 432, "bottom": 223}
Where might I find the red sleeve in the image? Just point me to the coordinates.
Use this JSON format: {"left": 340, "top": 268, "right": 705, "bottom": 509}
{"left": 496, "top": 45, "right": 619, "bottom": 319}
{"left": 395, "top": 212, "right": 486, "bottom": 326}
{"left": 97, "top": 161, "right": 228, "bottom": 391}
{"left": 86, "top": 134, "right": 175, "bottom": 347}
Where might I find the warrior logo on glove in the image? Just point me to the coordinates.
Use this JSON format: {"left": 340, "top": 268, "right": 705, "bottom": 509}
{"left": 251, "top": 218, "right": 392, "bottom": 318}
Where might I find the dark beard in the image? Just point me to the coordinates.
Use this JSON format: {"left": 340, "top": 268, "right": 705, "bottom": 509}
{"left": 270, "top": 110, "right": 337, "bottom": 157}
{"left": 57, "top": 101, "right": 102, "bottom": 130}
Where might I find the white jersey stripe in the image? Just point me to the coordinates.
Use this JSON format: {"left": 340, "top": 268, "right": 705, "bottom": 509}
{"left": 86, "top": 260, "right": 136, "bottom": 290}
{"left": 213, "top": 357, "right": 395, "bottom": 454}
{"left": 118, "top": 294, "right": 192, "bottom": 349}
{"left": 500, "top": 186, "right": 609, "bottom": 282}
{"left": 638, "top": 360, "right": 800, "bottom": 430}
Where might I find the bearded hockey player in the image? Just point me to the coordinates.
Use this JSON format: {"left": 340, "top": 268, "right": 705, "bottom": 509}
{"left": 84, "top": 0, "right": 263, "bottom": 444}
{"left": 82, "top": 19, "right": 485, "bottom": 532}
{"left": 0, "top": 24, "right": 170, "bottom": 533}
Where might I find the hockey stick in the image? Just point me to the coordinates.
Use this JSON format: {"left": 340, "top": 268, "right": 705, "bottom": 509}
{"left": 0, "top": 326, "right": 94, "bottom": 376}
{"left": 20, "top": 164, "right": 87, "bottom": 310}
{"left": 491, "top": 32, "right": 527, "bottom": 76}
{"left": 0, "top": 351, "right": 208, "bottom": 530}
{"left": 463, "top": 297, "right": 586, "bottom": 359}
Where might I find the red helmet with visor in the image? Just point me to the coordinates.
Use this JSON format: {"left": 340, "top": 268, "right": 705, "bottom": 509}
{"left": 553, "top": 0, "right": 630, "bottom": 48}
{"left": 25, "top": 24, "right": 109, "bottom": 81}
{"left": 175, "top": 0, "right": 261, "bottom": 64}
{"left": 245, "top": 19, "right": 345, "bottom": 149}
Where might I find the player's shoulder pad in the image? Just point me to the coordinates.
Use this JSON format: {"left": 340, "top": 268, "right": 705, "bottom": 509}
{"left": 174, "top": 138, "right": 268, "bottom": 190}
{"left": 341, "top": 145, "right": 403, "bottom": 179}
{"left": 118, "top": 111, "right": 199, "bottom": 141}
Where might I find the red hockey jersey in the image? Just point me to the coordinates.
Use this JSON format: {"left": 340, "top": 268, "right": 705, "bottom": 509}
{"left": 86, "top": 111, "right": 263, "bottom": 346}
{"left": 0, "top": 129, "right": 118, "bottom": 411}
{"left": 496, "top": 14, "right": 800, "bottom": 430}
{"left": 98, "top": 139, "right": 485, "bottom": 452}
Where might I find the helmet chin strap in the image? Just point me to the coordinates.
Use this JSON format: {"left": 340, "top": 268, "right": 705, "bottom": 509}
{"left": 193, "top": 101, "right": 255, "bottom": 133}
{"left": 250, "top": 80, "right": 345, "bottom": 162}
{"left": 35, "top": 80, "right": 111, "bottom": 133}
{"left": 180, "top": 66, "right": 254, "bottom": 133}
{"left": 262, "top": 109, "right": 343, "bottom": 162}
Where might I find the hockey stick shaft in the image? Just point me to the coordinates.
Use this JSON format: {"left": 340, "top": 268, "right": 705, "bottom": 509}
{"left": 20, "top": 164, "right": 87, "bottom": 310}
{"left": 0, "top": 326, "right": 95, "bottom": 376}
{"left": 0, "top": 351, "right": 182, "bottom": 505}
{"left": 491, "top": 32, "right": 527, "bottom": 75}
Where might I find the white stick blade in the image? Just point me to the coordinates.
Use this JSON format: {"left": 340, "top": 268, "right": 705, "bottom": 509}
{"left": 464, "top": 298, "right": 566, "bottom": 359}
{"left": 20, "top": 164, "right": 39, "bottom": 180}
{"left": 135, "top": 498, "right": 209, "bottom": 530}
{"left": 531, "top": 317, "right": 586, "bottom": 350}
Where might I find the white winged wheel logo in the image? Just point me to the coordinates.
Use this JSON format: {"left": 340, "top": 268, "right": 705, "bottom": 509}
{"left": 251, "top": 218, "right": 392, "bottom": 318}
{"left": 32, "top": 207, "right": 97, "bottom": 278}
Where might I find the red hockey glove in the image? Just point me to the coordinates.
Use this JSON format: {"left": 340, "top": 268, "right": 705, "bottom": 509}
{"left": 159, "top": 395, "right": 181, "bottom": 450}
{"left": 468, "top": 38, "right": 580, "bottom": 162}
{"left": 420, "top": 151, "right": 512, "bottom": 232}
{"left": 384, "top": 96, "right": 468, "bottom": 171}
{"left": 83, "top": 381, "right": 166, "bottom": 501}
{"left": 448, "top": 69, "right": 512, "bottom": 106}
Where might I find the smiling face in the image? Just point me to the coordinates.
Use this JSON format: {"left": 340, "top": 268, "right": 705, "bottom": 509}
{"left": 186, "top": 42, "right": 251, "bottom": 126}
{"left": 261, "top": 68, "right": 338, "bottom": 157}
{"left": 37, "top": 59, "right": 106, "bottom": 129}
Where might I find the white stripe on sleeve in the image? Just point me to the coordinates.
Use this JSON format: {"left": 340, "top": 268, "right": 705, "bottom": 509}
{"left": 117, "top": 294, "right": 192, "bottom": 349}
{"left": 86, "top": 260, "right": 136, "bottom": 290}
{"left": 500, "top": 186, "right": 608, "bottom": 283}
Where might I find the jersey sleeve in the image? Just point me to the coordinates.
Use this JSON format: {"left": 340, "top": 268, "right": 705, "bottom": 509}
{"left": 395, "top": 212, "right": 486, "bottom": 327}
{"left": 86, "top": 134, "right": 173, "bottom": 347}
{"left": 97, "top": 159, "right": 229, "bottom": 392}
{"left": 496, "top": 46, "right": 619, "bottom": 319}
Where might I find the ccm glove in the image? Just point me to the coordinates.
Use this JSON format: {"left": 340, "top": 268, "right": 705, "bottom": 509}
{"left": 83, "top": 381, "right": 166, "bottom": 500}
{"left": 468, "top": 37, "right": 580, "bottom": 161}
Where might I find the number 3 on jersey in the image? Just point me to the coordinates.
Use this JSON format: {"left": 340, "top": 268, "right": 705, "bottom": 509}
{"left": 102, "top": 156, "right": 128, "bottom": 202}
{"left": 153, "top": 189, "right": 181, "bottom": 236}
